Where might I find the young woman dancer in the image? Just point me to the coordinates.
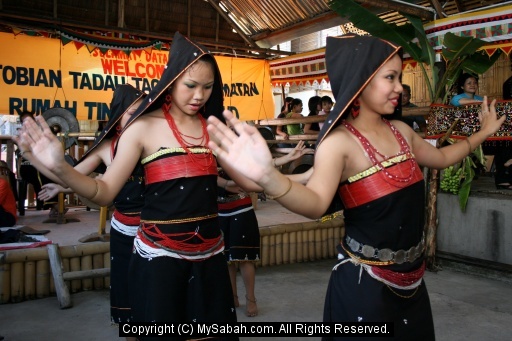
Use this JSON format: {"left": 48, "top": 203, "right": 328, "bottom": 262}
{"left": 217, "top": 140, "right": 309, "bottom": 318}
{"left": 33, "top": 84, "right": 145, "bottom": 331}
{"left": 16, "top": 32, "right": 242, "bottom": 337}
{"left": 207, "top": 34, "right": 505, "bottom": 340}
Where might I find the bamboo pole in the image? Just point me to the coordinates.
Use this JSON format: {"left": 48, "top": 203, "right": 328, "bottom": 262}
{"left": 80, "top": 255, "right": 93, "bottom": 290}
{"left": 47, "top": 244, "right": 72, "bottom": 309}
{"left": 69, "top": 257, "right": 81, "bottom": 293}
{"left": 0, "top": 263, "right": 10, "bottom": 303}
{"left": 261, "top": 235, "right": 269, "bottom": 267}
{"left": 1, "top": 242, "right": 110, "bottom": 263}
{"left": 322, "top": 228, "right": 329, "bottom": 259}
{"left": 296, "top": 231, "right": 303, "bottom": 263}
{"left": 315, "top": 229, "right": 322, "bottom": 259}
{"left": 36, "top": 259, "right": 50, "bottom": 298}
{"left": 103, "top": 252, "right": 111, "bottom": 288}
{"left": 302, "top": 230, "right": 309, "bottom": 262}
{"left": 269, "top": 235, "right": 276, "bottom": 266}
{"left": 92, "top": 254, "right": 104, "bottom": 289}
{"left": 289, "top": 232, "right": 297, "bottom": 264}
{"left": 275, "top": 234, "right": 283, "bottom": 265}
{"left": 24, "top": 261, "right": 36, "bottom": 300}
{"left": 10, "top": 262, "right": 24, "bottom": 302}
{"left": 308, "top": 230, "right": 316, "bottom": 261}
{"left": 327, "top": 228, "right": 335, "bottom": 258}
{"left": 282, "top": 233, "right": 290, "bottom": 264}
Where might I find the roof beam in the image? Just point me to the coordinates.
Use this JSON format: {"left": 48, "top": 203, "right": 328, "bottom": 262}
{"left": 205, "top": 0, "right": 257, "bottom": 48}
{"left": 453, "top": 0, "right": 465, "bottom": 13}
{"left": 428, "top": 0, "right": 446, "bottom": 19}
{"left": 252, "top": 12, "right": 347, "bottom": 48}
{"left": 0, "top": 14, "right": 292, "bottom": 58}
{"left": 354, "top": 0, "right": 435, "bottom": 20}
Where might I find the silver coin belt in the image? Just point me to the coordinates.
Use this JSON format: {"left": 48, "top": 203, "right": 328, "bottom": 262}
{"left": 345, "top": 234, "right": 425, "bottom": 265}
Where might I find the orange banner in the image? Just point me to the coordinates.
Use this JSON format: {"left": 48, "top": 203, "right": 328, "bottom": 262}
{"left": 0, "top": 33, "right": 274, "bottom": 121}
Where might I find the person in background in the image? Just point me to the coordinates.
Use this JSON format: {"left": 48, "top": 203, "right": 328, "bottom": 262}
{"left": 275, "top": 97, "right": 293, "bottom": 142}
{"left": 16, "top": 111, "right": 71, "bottom": 217}
{"left": 450, "top": 73, "right": 483, "bottom": 106}
{"left": 207, "top": 34, "right": 505, "bottom": 340}
{"left": 0, "top": 163, "right": 17, "bottom": 227}
{"left": 317, "top": 95, "right": 333, "bottom": 130}
{"left": 303, "top": 95, "right": 322, "bottom": 134}
{"left": 217, "top": 141, "right": 310, "bottom": 318}
{"left": 401, "top": 84, "right": 426, "bottom": 132}
{"left": 286, "top": 98, "right": 304, "bottom": 137}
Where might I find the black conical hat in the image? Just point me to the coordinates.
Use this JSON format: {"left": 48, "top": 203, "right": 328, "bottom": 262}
{"left": 317, "top": 35, "right": 401, "bottom": 146}
{"left": 123, "top": 31, "right": 225, "bottom": 131}
{"left": 77, "top": 84, "right": 144, "bottom": 164}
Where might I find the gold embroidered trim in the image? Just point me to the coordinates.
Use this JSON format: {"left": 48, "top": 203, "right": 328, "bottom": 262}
{"left": 142, "top": 147, "right": 212, "bottom": 164}
{"left": 347, "top": 153, "right": 413, "bottom": 183}
{"left": 141, "top": 213, "right": 218, "bottom": 224}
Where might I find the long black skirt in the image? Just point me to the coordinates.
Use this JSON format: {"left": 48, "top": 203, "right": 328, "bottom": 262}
{"left": 129, "top": 250, "right": 238, "bottom": 341}
{"left": 109, "top": 227, "right": 135, "bottom": 324}
{"left": 323, "top": 259, "right": 435, "bottom": 341}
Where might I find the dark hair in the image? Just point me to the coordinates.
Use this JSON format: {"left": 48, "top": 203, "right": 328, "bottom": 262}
{"left": 281, "top": 97, "right": 294, "bottom": 113}
{"left": 402, "top": 84, "right": 411, "bottom": 94}
{"left": 457, "top": 73, "right": 479, "bottom": 94}
{"left": 290, "top": 98, "right": 302, "bottom": 109}
{"left": 321, "top": 96, "right": 333, "bottom": 105}
{"left": 308, "top": 96, "right": 321, "bottom": 116}
{"left": 19, "top": 111, "right": 35, "bottom": 121}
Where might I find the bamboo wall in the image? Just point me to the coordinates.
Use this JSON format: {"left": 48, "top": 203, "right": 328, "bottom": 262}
{"left": 0, "top": 242, "right": 110, "bottom": 304}
{"left": 0, "top": 218, "right": 345, "bottom": 304}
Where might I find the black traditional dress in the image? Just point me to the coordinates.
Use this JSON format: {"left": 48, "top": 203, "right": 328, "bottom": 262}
{"left": 217, "top": 173, "right": 260, "bottom": 263}
{"left": 129, "top": 144, "right": 237, "bottom": 331}
{"left": 323, "top": 120, "right": 435, "bottom": 341}
{"left": 109, "top": 138, "right": 145, "bottom": 323}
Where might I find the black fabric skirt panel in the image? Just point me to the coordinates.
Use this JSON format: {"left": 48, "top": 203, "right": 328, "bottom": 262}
{"left": 219, "top": 209, "right": 260, "bottom": 262}
{"left": 322, "top": 260, "right": 435, "bottom": 341}
{"left": 109, "top": 227, "right": 136, "bottom": 324}
{"left": 129, "top": 251, "right": 238, "bottom": 341}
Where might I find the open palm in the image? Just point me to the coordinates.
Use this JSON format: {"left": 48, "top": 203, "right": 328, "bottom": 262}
{"left": 208, "top": 111, "right": 273, "bottom": 184}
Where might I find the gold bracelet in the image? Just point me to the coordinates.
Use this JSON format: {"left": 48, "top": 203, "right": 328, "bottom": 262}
{"left": 89, "top": 180, "right": 99, "bottom": 200}
{"left": 265, "top": 178, "right": 292, "bottom": 200}
{"left": 465, "top": 138, "right": 473, "bottom": 155}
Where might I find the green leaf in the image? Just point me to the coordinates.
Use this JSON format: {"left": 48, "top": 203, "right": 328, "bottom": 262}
{"left": 461, "top": 50, "right": 502, "bottom": 75}
{"left": 443, "top": 32, "right": 486, "bottom": 56}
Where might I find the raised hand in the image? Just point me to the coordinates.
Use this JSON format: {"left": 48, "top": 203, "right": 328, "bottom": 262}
{"left": 39, "top": 183, "right": 62, "bottom": 201}
{"left": 13, "top": 116, "right": 66, "bottom": 171}
{"left": 207, "top": 110, "right": 274, "bottom": 184}
{"left": 479, "top": 96, "right": 506, "bottom": 137}
{"left": 287, "top": 140, "right": 307, "bottom": 162}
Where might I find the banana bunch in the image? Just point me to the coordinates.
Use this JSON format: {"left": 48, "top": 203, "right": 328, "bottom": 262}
{"left": 440, "top": 165, "right": 464, "bottom": 194}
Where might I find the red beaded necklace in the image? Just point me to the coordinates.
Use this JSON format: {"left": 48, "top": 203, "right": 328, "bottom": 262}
{"left": 162, "top": 102, "right": 214, "bottom": 169}
{"left": 343, "top": 119, "right": 416, "bottom": 184}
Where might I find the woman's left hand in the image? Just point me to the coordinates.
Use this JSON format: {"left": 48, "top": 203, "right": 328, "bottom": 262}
{"left": 208, "top": 110, "right": 274, "bottom": 184}
{"left": 479, "top": 96, "right": 506, "bottom": 137}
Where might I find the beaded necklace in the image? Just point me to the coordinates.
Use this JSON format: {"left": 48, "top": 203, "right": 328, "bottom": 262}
{"left": 162, "top": 104, "right": 214, "bottom": 169}
{"left": 342, "top": 119, "right": 416, "bottom": 184}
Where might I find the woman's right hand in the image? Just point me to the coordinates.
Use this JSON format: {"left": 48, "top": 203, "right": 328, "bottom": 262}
{"left": 12, "top": 116, "right": 66, "bottom": 171}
